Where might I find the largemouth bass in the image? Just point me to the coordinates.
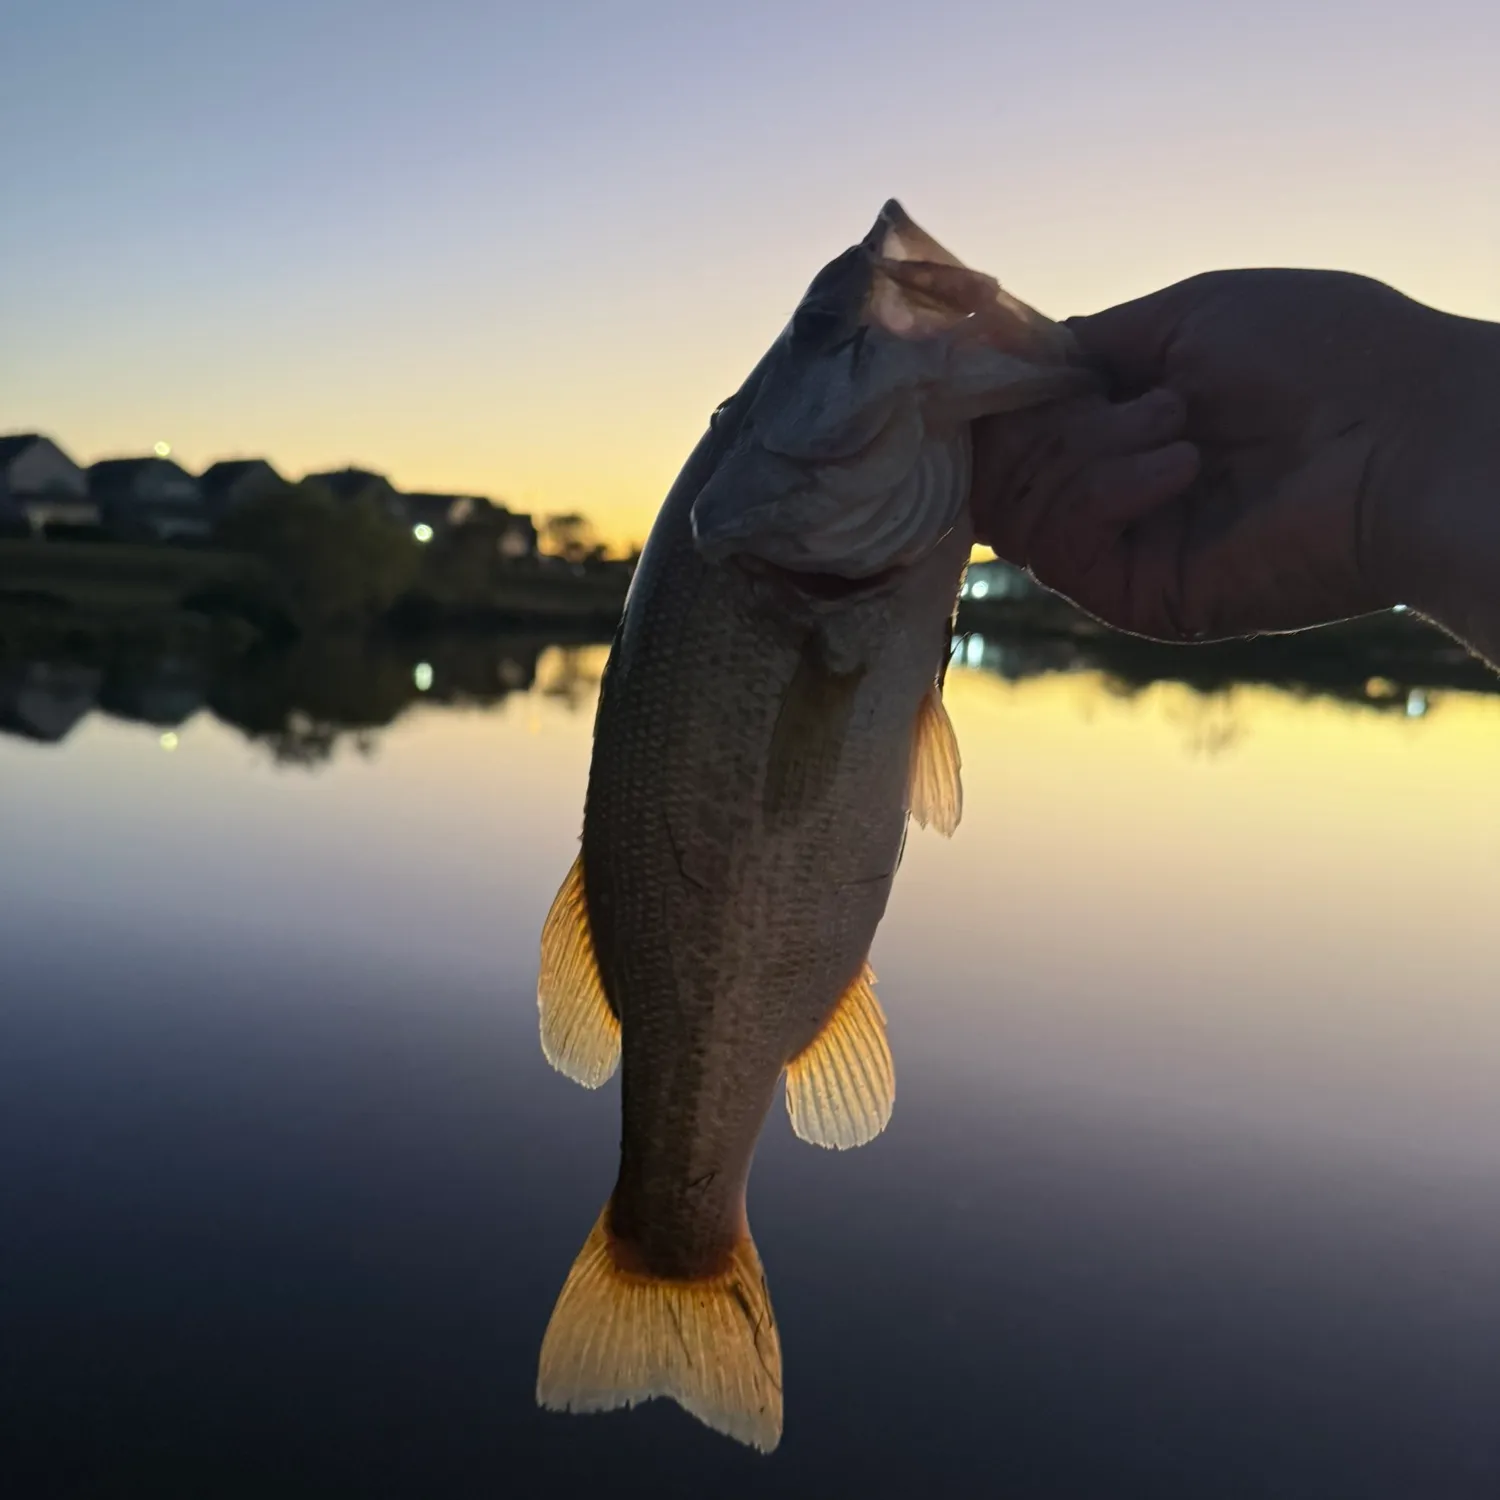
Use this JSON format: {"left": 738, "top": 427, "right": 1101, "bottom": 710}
{"left": 535, "top": 201, "right": 1086, "bottom": 1451}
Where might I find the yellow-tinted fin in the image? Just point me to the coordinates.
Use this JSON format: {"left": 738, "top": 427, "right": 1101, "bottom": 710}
{"left": 537, "top": 1205, "right": 783, "bottom": 1453}
{"left": 909, "top": 683, "right": 962, "bottom": 836}
{"left": 784, "top": 963, "right": 895, "bottom": 1149}
{"left": 537, "top": 852, "right": 620, "bottom": 1088}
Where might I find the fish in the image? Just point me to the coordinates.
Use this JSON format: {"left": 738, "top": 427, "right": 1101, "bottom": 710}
{"left": 534, "top": 200, "right": 1088, "bottom": 1452}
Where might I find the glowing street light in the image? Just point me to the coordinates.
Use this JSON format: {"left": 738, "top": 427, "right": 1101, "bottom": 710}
{"left": 414, "top": 662, "right": 434, "bottom": 691}
{"left": 153, "top": 441, "right": 172, "bottom": 457}
{"left": 413, "top": 523, "right": 434, "bottom": 543}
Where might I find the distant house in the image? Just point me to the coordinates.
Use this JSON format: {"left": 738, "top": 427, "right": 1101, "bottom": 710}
{"left": 199, "top": 458, "right": 284, "bottom": 518}
{"left": 464, "top": 499, "right": 537, "bottom": 560}
{"left": 89, "top": 457, "right": 208, "bottom": 542}
{"left": 303, "top": 467, "right": 405, "bottom": 521}
{"left": 99, "top": 657, "right": 206, "bottom": 728}
{"left": 400, "top": 492, "right": 538, "bottom": 558}
{"left": 487, "top": 505, "right": 538, "bottom": 561}
{"left": 401, "top": 492, "right": 474, "bottom": 537}
{"left": 0, "top": 434, "right": 99, "bottom": 534}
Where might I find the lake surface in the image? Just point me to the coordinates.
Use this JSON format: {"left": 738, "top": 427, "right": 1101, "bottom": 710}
{"left": 5, "top": 637, "right": 1500, "bottom": 1498}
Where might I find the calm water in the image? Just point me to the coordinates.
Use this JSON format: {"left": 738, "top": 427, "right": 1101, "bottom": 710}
{"left": 5, "top": 638, "right": 1500, "bottom": 1498}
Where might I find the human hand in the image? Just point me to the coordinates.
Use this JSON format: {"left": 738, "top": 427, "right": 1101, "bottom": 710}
{"left": 971, "top": 269, "right": 1495, "bottom": 644}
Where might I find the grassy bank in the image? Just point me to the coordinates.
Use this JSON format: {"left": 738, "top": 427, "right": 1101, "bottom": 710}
{"left": 0, "top": 539, "right": 630, "bottom": 636}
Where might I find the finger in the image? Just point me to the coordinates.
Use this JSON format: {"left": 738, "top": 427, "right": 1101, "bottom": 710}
{"left": 1079, "top": 440, "right": 1200, "bottom": 530}
{"left": 1066, "top": 275, "right": 1213, "bottom": 394}
{"left": 974, "top": 387, "right": 1185, "bottom": 469}
{"left": 972, "top": 392, "right": 1191, "bottom": 560}
{"left": 1024, "top": 444, "right": 1201, "bottom": 634}
{"left": 1067, "top": 387, "right": 1187, "bottom": 459}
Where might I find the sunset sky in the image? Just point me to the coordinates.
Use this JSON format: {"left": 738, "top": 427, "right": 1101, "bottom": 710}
{"left": 4, "top": 0, "right": 1496, "bottom": 548}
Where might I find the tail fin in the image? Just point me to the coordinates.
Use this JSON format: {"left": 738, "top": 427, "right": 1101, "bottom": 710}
{"left": 536, "top": 1204, "right": 783, "bottom": 1452}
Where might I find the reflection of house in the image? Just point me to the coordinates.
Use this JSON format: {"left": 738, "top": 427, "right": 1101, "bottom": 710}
{"left": 89, "top": 457, "right": 209, "bottom": 541}
{"left": 400, "top": 492, "right": 538, "bottom": 558}
{"left": 0, "top": 662, "right": 102, "bottom": 742}
{"left": 200, "top": 458, "right": 283, "bottom": 518}
{"left": 99, "top": 657, "right": 207, "bottom": 727}
{"left": 304, "top": 467, "right": 405, "bottom": 521}
{"left": 0, "top": 434, "right": 99, "bottom": 533}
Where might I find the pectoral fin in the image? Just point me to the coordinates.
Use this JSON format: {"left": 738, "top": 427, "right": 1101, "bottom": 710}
{"left": 763, "top": 640, "right": 864, "bottom": 829}
{"left": 909, "top": 683, "right": 962, "bottom": 836}
{"left": 538, "top": 852, "right": 620, "bottom": 1088}
{"left": 785, "top": 963, "right": 894, "bottom": 1149}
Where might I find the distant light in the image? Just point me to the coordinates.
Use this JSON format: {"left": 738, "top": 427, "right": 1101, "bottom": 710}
{"left": 1365, "top": 676, "right": 1396, "bottom": 699}
{"left": 970, "top": 577, "right": 990, "bottom": 599}
{"left": 1393, "top": 603, "right": 1408, "bottom": 613}
{"left": 965, "top": 635, "right": 984, "bottom": 667}
{"left": 413, "top": 523, "right": 434, "bottom": 543}
{"left": 159, "top": 731, "right": 179, "bottom": 750}
{"left": 414, "top": 662, "right": 434, "bottom": 691}
{"left": 1406, "top": 689, "right": 1427, "bottom": 718}
{"left": 153, "top": 441, "right": 171, "bottom": 457}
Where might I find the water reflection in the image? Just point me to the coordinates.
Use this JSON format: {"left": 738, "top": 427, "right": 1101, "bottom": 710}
{"left": 951, "top": 617, "right": 1485, "bottom": 717}
{"left": 5, "top": 626, "right": 1500, "bottom": 1497}
{"left": 0, "top": 629, "right": 610, "bottom": 765}
{"left": 0, "top": 614, "right": 1483, "bottom": 766}
{"left": 0, "top": 660, "right": 102, "bottom": 741}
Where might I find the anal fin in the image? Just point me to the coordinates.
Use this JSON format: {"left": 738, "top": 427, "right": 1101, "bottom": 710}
{"left": 909, "top": 683, "right": 962, "bottom": 836}
{"left": 538, "top": 851, "right": 620, "bottom": 1088}
{"left": 785, "top": 963, "right": 894, "bottom": 1149}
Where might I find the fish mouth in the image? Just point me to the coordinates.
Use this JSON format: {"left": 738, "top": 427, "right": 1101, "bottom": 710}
{"left": 691, "top": 200, "right": 1080, "bottom": 580}
{"left": 861, "top": 199, "right": 965, "bottom": 268}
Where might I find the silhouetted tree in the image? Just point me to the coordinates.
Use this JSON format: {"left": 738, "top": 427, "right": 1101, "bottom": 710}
{"left": 215, "top": 482, "right": 421, "bottom": 630}
{"left": 540, "top": 512, "right": 599, "bottom": 564}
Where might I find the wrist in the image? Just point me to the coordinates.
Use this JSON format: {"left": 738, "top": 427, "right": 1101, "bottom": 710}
{"left": 1374, "top": 314, "right": 1500, "bottom": 653}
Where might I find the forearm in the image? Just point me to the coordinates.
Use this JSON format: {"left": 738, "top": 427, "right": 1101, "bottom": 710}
{"left": 1390, "top": 316, "right": 1500, "bottom": 665}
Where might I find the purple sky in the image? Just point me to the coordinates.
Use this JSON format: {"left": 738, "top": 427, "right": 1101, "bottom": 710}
{"left": 4, "top": 0, "right": 1495, "bottom": 541}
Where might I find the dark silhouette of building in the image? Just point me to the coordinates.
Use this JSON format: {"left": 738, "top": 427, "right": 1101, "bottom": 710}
{"left": 0, "top": 434, "right": 98, "bottom": 534}
{"left": 401, "top": 492, "right": 538, "bottom": 557}
{"left": 199, "top": 458, "right": 285, "bottom": 518}
{"left": 89, "top": 457, "right": 208, "bottom": 541}
{"left": 303, "top": 467, "right": 405, "bottom": 522}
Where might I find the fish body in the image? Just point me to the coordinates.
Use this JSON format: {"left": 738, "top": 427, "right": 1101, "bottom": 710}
{"left": 536, "top": 202, "right": 1086, "bottom": 1450}
{"left": 593, "top": 451, "right": 971, "bottom": 1270}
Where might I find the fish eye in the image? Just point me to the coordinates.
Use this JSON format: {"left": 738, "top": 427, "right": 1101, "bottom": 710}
{"left": 792, "top": 300, "right": 846, "bottom": 343}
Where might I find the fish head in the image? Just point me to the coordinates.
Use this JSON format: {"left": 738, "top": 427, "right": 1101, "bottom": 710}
{"left": 692, "top": 200, "right": 1091, "bottom": 580}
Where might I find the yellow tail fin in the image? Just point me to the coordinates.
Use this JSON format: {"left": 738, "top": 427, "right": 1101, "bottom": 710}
{"left": 536, "top": 1205, "right": 783, "bottom": 1452}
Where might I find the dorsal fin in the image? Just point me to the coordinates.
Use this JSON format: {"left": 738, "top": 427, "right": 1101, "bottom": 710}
{"left": 908, "top": 683, "right": 962, "bottom": 836}
{"left": 784, "top": 963, "right": 894, "bottom": 1149}
{"left": 538, "top": 852, "right": 620, "bottom": 1088}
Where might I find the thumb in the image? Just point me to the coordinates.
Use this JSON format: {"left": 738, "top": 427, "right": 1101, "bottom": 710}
{"left": 1066, "top": 276, "right": 1205, "bottom": 396}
